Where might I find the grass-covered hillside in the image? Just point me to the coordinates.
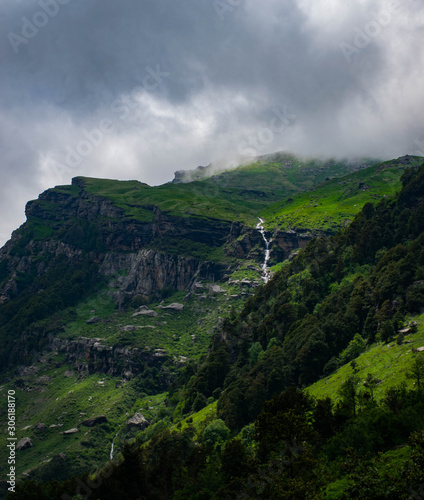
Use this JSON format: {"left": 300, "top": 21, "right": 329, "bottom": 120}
{"left": 79, "top": 153, "right": 379, "bottom": 227}
{"left": 2, "top": 154, "right": 424, "bottom": 498}
{"left": 261, "top": 155, "right": 423, "bottom": 233}
{"left": 307, "top": 312, "right": 424, "bottom": 403}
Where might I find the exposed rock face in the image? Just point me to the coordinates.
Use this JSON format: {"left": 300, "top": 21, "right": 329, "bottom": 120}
{"left": 101, "top": 249, "right": 226, "bottom": 304}
{"left": 272, "top": 229, "right": 313, "bottom": 261}
{"left": 225, "top": 223, "right": 264, "bottom": 259}
{"left": 225, "top": 221, "right": 314, "bottom": 262}
{"left": 50, "top": 337, "right": 169, "bottom": 378}
{"left": 172, "top": 165, "right": 209, "bottom": 183}
{"left": 0, "top": 240, "right": 84, "bottom": 304}
{"left": 0, "top": 178, "right": 230, "bottom": 306}
{"left": 127, "top": 413, "right": 149, "bottom": 429}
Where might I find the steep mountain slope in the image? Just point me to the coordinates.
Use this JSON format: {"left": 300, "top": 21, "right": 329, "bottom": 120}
{"left": 0, "top": 153, "right": 420, "bottom": 494}
{"left": 8, "top": 160, "right": 424, "bottom": 500}
{"left": 0, "top": 153, "right": 379, "bottom": 372}
{"left": 210, "top": 161, "right": 424, "bottom": 431}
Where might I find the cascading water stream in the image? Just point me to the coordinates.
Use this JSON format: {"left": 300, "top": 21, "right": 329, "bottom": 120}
{"left": 256, "top": 218, "right": 272, "bottom": 283}
{"left": 110, "top": 433, "right": 118, "bottom": 460}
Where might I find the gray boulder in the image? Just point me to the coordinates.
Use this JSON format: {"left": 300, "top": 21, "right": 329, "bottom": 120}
{"left": 121, "top": 325, "right": 138, "bottom": 332}
{"left": 157, "top": 303, "right": 184, "bottom": 311}
{"left": 132, "top": 307, "right": 158, "bottom": 317}
{"left": 63, "top": 428, "right": 79, "bottom": 435}
{"left": 17, "top": 437, "right": 33, "bottom": 450}
{"left": 86, "top": 316, "right": 100, "bottom": 324}
{"left": 127, "top": 413, "right": 149, "bottom": 429}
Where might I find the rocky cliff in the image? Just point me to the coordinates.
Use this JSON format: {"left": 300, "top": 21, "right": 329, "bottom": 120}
{"left": 225, "top": 221, "right": 313, "bottom": 263}
{"left": 49, "top": 336, "right": 171, "bottom": 379}
{"left": 0, "top": 178, "right": 234, "bottom": 305}
{"left": 0, "top": 169, "right": 325, "bottom": 374}
{"left": 0, "top": 178, "right": 313, "bottom": 309}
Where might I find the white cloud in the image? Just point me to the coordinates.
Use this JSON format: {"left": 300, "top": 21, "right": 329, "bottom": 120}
{"left": 0, "top": 0, "right": 423, "bottom": 247}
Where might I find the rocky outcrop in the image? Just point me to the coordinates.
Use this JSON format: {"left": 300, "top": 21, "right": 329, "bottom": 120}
{"left": 225, "top": 221, "right": 314, "bottom": 262}
{"left": 0, "top": 240, "right": 84, "bottom": 303}
{"left": 172, "top": 165, "right": 209, "bottom": 184}
{"left": 225, "top": 223, "right": 265, "bottom": 259}
{"left": 17, "top": 437, "right": 33, "bottom": 450}
{"left": 127, "top": 413, "right": 149, "bottom": 429}
{"left": 271, "top": 229, "right": 313, "bottom": 261}
{"left": 156, "top": 303, "right": 184, "bottom": 311}
{"left": 132, "top": 306, "right": 158, "bottom": 317}
{"left": 50, "top": 337, "right": 169, "bottom": 378}
{"left": 101, "top": 249, "right": 226, "bottom": 304}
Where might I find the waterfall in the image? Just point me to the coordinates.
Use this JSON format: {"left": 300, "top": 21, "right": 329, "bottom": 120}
{"left": 256, "top": 218, "right": 271, "bottom": 283}
{"left": 110, "top": 433, "right": 118, "bottom": 460}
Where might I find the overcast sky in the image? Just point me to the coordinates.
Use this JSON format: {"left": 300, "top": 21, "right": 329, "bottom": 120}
{"left": 1, "top": 0, "right": 423, "bottom": 247}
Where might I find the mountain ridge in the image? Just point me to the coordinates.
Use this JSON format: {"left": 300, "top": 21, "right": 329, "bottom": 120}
{"left": 1, "top": 153, "right": 423, "bottom": 497}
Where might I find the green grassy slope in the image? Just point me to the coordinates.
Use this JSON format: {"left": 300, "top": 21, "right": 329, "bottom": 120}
{"left": 62, "top": 275, "right": 255, "bottom": 360}
{"left": 0, "top": 265, "right": 258, "bottom": 479}
{"left": 78, "top": 154, "right": 379, "bottom": 227}
{"left": 0, "top": 367, "right": 170, "bottom": 481}
{"left": 307, "top": 313, "right": 424, "bottom": 499}
{"left": 307, "top": 313, "right": 424, "bottom": 402}
{"left": 261, "top": 156, "right": 424, "bottom": 232}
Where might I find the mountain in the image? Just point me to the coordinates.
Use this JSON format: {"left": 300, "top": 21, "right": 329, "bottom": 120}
{"left": 1, "top": 153, "right": 423, "bottom": 498}
{"left": 0, "top": 153, "right": 383, "bottom": 371}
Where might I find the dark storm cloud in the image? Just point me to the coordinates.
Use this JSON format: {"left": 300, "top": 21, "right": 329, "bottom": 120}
{"left": 0, "top": 0, "right": 423, "bottom": 245}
